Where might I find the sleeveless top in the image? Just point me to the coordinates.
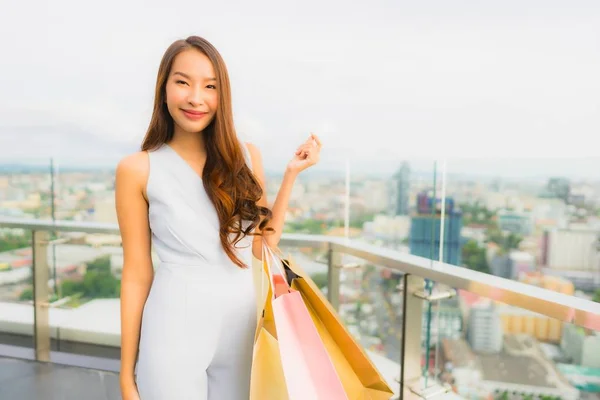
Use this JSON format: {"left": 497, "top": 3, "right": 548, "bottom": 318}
{"left": 146, "top": 142, "right": 254, "bottom": 269}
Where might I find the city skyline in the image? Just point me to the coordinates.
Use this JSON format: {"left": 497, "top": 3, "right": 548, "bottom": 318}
{"left": 1, "top": 155, "right": 600, "bottom": 182}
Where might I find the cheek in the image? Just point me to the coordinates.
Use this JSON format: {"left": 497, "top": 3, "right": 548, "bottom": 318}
{"left": 166, "top": 86, "right": 185, "bottom": 106}
{"left": 207, "top": 92, "right": 219, "bottom": 110}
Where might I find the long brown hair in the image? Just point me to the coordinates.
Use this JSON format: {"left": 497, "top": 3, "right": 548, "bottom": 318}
{"left": 141, "top": 36, "right": 272, "bottom": 268}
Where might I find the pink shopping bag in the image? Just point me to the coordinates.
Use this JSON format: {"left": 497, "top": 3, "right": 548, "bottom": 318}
{"left": 261, "top": 243, "right": 348, "bottom": 400}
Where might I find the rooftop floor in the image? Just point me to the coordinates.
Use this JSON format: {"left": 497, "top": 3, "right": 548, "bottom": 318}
{"left": 0, "top": 357, "right": 120, "bottom": 400}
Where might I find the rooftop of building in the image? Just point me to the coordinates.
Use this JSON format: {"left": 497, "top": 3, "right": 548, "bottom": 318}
{"left": 442, "top": 335, "right": 576, "bottom": 392}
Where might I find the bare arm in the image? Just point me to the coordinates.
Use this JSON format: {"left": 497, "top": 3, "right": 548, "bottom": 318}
{"left": 115, "top": 152, "right": 154, "bottom": 391}
{"left": 247, "top": 143, "right": 296, "bottom": 258}
{"left": 247, "top": 135, "right": 321, "bottom": 258}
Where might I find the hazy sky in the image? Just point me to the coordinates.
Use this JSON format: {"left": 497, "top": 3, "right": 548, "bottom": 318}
{"left": 1, "top": 1, "right": 599, "bottom": 177}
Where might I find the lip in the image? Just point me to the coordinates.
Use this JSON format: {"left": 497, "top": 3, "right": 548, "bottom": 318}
{"left": 181, "top": 109, "right": 208, "bottom": 120}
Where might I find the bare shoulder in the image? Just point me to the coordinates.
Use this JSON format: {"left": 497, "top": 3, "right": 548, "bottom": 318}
{"left": 116, "top": 151, "right": 150, "bottom": 190}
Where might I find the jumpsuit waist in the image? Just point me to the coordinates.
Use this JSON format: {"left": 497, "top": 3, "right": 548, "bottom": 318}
{"left": 154, "top": 261, "right": 252, "bottom": 284}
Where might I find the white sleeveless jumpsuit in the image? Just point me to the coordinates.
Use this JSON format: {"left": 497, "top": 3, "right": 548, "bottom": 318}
{"left": 135, "top": 143, "right": 257, "bottom": 400}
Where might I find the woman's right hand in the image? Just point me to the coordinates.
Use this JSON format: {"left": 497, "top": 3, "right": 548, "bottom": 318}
{"left": 121, "top": 381, "right": 141, "bottom": 400}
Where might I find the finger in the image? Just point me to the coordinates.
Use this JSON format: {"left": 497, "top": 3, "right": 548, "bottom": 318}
{"left": 299, "top": 143, "right": 318, "bottom": 153}
{"left": 297, "top": 144, "right": 310, "bottom": 153}
{"left": 311, "top": 133, "right": 322, "bottom": 149}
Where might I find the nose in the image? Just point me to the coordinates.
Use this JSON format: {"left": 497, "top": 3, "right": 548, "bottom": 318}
{"left": 187, "top": 85, "right": 205, "bottom": 107}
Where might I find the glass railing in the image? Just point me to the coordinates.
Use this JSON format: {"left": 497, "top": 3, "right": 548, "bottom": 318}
{"left": 417, "top": 283, "right": 597, "bottom": 400}
{"left": 0, "top": 226, "right": 34, "bottom": 352}
{"left": 2, "top": 155, "right": 600, "bottom": 400}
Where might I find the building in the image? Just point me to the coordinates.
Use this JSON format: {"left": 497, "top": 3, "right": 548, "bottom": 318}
{"left": 509, "top": 250, "right": 535, "bottom": 279}
{"left": 488, "top": 248, "right": 535, "bottom": 280}
{"left": 561, "top": 324, "right": 600, "bottom": 368}
{"left": 542, "top": 228, "right": 600, "bottom": 270}
{"left": 556, "top": 363, "right": 600, "bottom": 395}
{"left": 541, "top": 227, "right": 600, "bottom": 290}
{"left": 540, "top": 177, "right": 571, "bottom": 204}
{"left": 466, "top": 301, "right": 503, "bottom": 353}
{"left": 93, "top": 194, "right": 117, "bottom": 224}
{"left": 363, "top": 214, "right": 410, "bottom": 244}
{"left": 359, "top": 180, "right": 389, "bottom": 213}
{"left": 497, "top": 209, "right": 533, "bottom": 236}
{"left": 410, "top": 190, "right": 463, "bottom": 266}
{"left": 421, "top": 305, "right": 463, "bottom": 344}
{"left": 498, "top": 305, "right": 563, "bottom": 343}
{"left": 440, "top": 336, "right": 579, "bottom": 400}
{"left": 392, "top": 162, "right": 410, "bottom": 216}
{"left": 520, "top": 272, "right": 575, "bottom": 296}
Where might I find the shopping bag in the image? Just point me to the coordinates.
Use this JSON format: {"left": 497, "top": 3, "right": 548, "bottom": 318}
{"left": 250, "top": 243, "right": 348, "bottom": 400}
{"left": 279, "top": 251, "right": 394, "bottom": 399}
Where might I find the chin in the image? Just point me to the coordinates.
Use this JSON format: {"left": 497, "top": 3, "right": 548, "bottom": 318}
{"left": 176, "top": 121, "right": 210, "bottom": 134}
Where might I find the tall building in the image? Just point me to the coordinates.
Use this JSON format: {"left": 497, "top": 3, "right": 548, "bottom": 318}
{"left": 497, "top": 209, "right": 534, "bottom": 236}
{"left": 409, "top": 190, "right": 463, "bottom": 265}
{"left": 541, "top": 227, "right": 600, "bottom": 290}
{"left": 541, "top": 177, "right": 571, "bottom": 204}
{"left": 467, "top": 301, "right": 504, "bottom": 353}
{"left": 393, "top": 162, "right": 410, "bottom": 216}
{"left": 561, "top": 324, "right": 600, "bottom": 368}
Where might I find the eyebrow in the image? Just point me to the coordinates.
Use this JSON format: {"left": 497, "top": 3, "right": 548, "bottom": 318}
{"left": 173, "top": 71, "right": 217, "bottom": 81}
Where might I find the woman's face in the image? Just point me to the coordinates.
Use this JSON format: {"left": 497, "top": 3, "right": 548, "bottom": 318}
{"left": 165, "top": 48, "right": 218, "bottom": 135}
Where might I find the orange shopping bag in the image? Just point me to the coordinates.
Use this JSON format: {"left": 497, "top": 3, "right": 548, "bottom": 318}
{"left": 250, "top": 243, "right": 348, "bottom": 400}
{"left": 282, "top": 255, "right": 394, "bottom": 399}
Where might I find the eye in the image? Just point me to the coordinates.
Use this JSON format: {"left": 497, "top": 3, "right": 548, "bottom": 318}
{"left": 176, "top": 80, "right": 188, "bottom": 85}
{"left": 207, "top": 85, "right": 217, "bottom": 89}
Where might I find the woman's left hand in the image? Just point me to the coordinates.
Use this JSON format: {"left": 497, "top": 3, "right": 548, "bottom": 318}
{"left": 286, "top": 133, "right": 322, "bottom": 175}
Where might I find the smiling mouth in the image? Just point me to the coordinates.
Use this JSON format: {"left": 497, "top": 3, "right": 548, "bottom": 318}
{"left": 181, "top": 109, "right": 208, "bottom": 120}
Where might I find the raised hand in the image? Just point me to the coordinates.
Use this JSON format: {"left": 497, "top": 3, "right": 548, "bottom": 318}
{"left": 286, "top": 133, "right": 322, "bottom": 175}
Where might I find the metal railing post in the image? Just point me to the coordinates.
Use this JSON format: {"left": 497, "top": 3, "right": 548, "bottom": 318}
{"left": 327, "top": 243, "right": 341, "bottom": 312}
{"left": 399, "top": 273, "right": 424, "bottom": 399}
{"left": 32, "top": 230, "right": 51, "bottom": 362}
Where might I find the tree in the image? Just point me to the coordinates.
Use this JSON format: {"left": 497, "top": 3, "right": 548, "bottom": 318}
{"left": 461, "top": 202, "right": 496, "bottom": 227}
{"left": 486, "top": 227, "right": 523, "bottom": 253}
{"left": 462, "top": 240, "right": 490, "bottom": 274}
{"left": 19, "top": 287, "right": 33, "bottom": 301}
{"left": 310, "top": 272, "right": 328, "bottom": 289}
{"left": 504, "top": 233, "right": 523, "bottom": 250}
{"left": 61, "top": 280, "right": 84, "bottom": 297}
{"left": 285, "top": 220, "right": 326, "bottom": 234}
{"left": 86, "top": 255, "right": 111, "bottom": 273}
{"left": 60, "top": 255, "right": 120, "bottom": 299}
{"left": 0, "top": 232, "right": 31, "bottom": 252}
{"left": 593, "top": 289, "right": 600, "bottom": 303}
{"left": 82, "top": 270, "right": 120, "bottom": 298}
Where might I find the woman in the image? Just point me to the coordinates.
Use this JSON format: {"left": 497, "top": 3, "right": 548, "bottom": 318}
{"left": 115, "top": 35, "right": 321, "bottom": 400}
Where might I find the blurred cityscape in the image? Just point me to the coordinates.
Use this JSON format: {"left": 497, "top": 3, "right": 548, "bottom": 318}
{"left": 1, "top": 159, "right": 599, "bottom": 399}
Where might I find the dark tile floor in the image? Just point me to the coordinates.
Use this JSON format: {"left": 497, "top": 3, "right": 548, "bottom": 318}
{"left": 0, "top": 357, "right": 121, "bottom": 400}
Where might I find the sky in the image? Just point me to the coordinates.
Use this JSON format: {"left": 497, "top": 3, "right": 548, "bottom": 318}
{"left": 0, "top": 0, "right": 599, "bottom": 178}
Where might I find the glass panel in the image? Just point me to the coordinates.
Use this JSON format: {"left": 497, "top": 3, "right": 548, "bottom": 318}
{"left": 0, "top": 228, "right": 34, "bottom": 350}
{"left": 265, "top": 149, "right": 351, "bottom": 237}
{"left": 339, "top": 263, "right": 402, "bottom": 398}
{"left": 439, "top": 157, "right": 600, "bottom": 284}
{"left": 426, "top": 286, "right": 598, "bottom": 400}
{"left": 42, "top": 230, "right": 121, "bottom": 359}
{"left": 0, "top": 159, "right": 52, "bottom": 352}
{"left": 0, "top": 157, "right": 53, "bottom": 220}
{"left": 353, "top": 158, "right": 441, "bottom": 270}
{"left": 278, "top": 242, "right": 329, "bottom": 288}
{"left": 53, "top": 156, "right": 118, "bottom": 223}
